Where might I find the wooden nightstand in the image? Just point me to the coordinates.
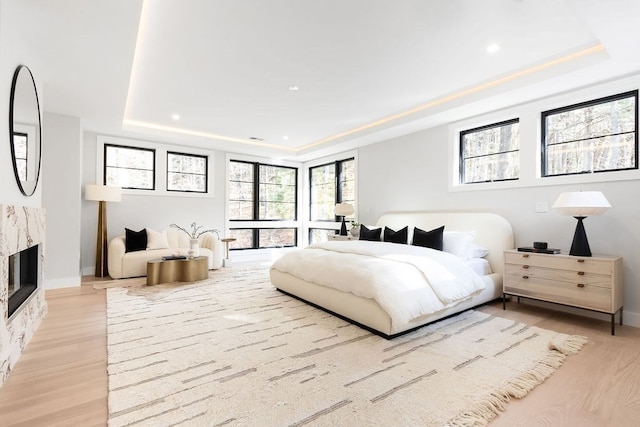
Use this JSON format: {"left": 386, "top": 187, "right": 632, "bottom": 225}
{"left": 503, "top": 249, "right": 623, "bottom": 335}
{"left": 328, "top": 234, "right": 356, "bottom": 241}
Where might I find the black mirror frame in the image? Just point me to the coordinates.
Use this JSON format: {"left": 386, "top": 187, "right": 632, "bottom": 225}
{"left": 9, "top": 64, "right": 42, "bottom": 197}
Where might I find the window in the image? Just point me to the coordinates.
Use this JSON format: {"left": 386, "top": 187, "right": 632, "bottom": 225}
{"left": 542, "top": 90, "right": 638, "bottom": 177}
{"left": 310, "top": 158, "right": 355, "bottom": 221}
{"left": 228, "top": 160, "right": 298, "bottom": 250}
{"left": 104, "top": 144, "right": 155, "bottom": 190}
{"left": 308, "top": 158, "right": 355, "bottom": 244}
{"left": 167, "top": 152, "right": 207, "bottom": 193}
{"left": 229, "top": 161, "right": 297, "bottom": 221}
{"left": 13, "top": 133, "right": 28, "bottom": 181}
{"left": 460, "top": 119, "right": 520, "bottom": 184}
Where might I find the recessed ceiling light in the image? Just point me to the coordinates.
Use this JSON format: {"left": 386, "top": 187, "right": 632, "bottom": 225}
{"left": 486, "top": 43, "right": 500, "bottom": 54}
{"left": 288, "top": 85, "right": 299, "bottom": 91}
{"left": 171, "top": 113, "right": 180, "bottom": 120}
{"left": 283, "top": 136, "right": 289, "bottom": 140}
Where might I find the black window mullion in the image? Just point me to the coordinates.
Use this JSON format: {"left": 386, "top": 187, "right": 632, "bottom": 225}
{"left": 253, "top": 163, "right": 260, "bottom": 221}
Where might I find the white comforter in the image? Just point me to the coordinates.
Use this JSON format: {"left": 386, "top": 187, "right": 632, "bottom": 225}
{"left": 270, "top": 241, "right": 486, "bottom": 326}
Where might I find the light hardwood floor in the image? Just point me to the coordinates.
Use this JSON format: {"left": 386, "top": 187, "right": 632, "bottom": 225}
{"left": 1, "top": 283, "right": 640, "bottom": 426}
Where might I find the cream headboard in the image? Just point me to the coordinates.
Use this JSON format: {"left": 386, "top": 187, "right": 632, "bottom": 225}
{"left": 376, "top": 211, "right": 514, "bottom": 276}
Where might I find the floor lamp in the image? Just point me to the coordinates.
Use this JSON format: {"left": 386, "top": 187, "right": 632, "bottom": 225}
{"left": 85, "top": 184, "right": 122, "bottom": 277}
{"left": 552, "top": 191, "right": 611, "bottom": 257}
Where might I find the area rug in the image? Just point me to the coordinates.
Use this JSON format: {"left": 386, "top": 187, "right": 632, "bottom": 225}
{"left": 106, "top": 266, "right": 586, "bottom": 427}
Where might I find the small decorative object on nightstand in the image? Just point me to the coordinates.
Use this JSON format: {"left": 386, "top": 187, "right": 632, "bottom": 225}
{"left": 221, "top": 237, "right": 236, "bottom": 267}
{"left": 503, "top": 249, "right": 623, "bottom": 335}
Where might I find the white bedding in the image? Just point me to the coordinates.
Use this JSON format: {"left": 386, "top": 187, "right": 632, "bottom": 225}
{"left": 270, "top": 241, "right": 486, "bottom": 327}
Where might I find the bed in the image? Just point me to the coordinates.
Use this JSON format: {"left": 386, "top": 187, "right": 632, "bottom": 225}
{"left": 270, "top": 211, "right": 514, "bottom": 338}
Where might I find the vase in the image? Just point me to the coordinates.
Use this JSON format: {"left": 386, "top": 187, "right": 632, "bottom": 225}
{"left": 189, "top": 238, "right": 200, "bottom": 258}
{"left": 350, "top": 228, "right": 360, "bottom": 238}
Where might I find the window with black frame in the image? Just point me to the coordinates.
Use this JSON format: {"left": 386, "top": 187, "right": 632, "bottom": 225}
{"left": 13, "top": 132, "right": 28, "bottom": 181}
{"left": 309, "top": 158, "right": 355, "bottom": 244}
{"left": 104, "top": 143, "right": 155, "bottom": 190}
{"left": 167, "top": 151, "right": 208, "bottom": 193}
{"left": 228, "top": 160, "right": 298, "bottom": 249}
{"left": 542, "top": 90, "right": 638, "bottom": 177}
{"left": 460, "top": 119, "right": 519, "bottom": 184}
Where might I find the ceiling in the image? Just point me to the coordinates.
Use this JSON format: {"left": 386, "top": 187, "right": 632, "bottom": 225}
{"left": 25, "top": 0, "right": 640, "bottom": 161}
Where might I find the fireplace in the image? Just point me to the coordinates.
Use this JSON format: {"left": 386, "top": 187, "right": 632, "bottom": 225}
{"left": 8, "top": 244, "right": 40, "bottom": 319}
{"left": 1, "top": 204, "right": 47, "bottom": 389}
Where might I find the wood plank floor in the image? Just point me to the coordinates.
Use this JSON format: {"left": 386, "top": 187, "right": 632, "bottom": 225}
{"left": 1, "top": 283, "right": 640, "bottom": 426}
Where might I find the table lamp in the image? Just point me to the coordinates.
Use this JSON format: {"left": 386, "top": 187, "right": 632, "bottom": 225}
{"left": 85, "top": 184, "right": 122, "bottom": 276}
{"left": 552, "top": 191, "right": 610, "bottom": 257}
{"left": 335, "top": 203, "right": 354, "bottom": 236}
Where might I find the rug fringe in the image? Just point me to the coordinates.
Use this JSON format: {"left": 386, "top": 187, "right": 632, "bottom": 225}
{"left": 446, "top": 334, "right": 587, "bottom": 427}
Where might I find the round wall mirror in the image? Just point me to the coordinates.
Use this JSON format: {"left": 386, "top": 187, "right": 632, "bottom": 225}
{"left": 9, "top": 65, "right": 42, "bottom": 197}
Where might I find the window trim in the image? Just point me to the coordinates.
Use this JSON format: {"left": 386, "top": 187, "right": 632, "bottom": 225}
{"left": 96, "top": 135, "right": 215, "bottom": 198}
{"left": 103, "top": 143, "right": 156, "bottom": 190}
{"left": 541, "top": 89, "right": 638, "bottom": 178}
{"left": 448, "top": 74, "right": 640, "bottom": 193}
{"left": 459, "top": 118, "right": 520, "bottom": 185}
{"left": 166, "top": 151, "right": 208, "bottom": 193}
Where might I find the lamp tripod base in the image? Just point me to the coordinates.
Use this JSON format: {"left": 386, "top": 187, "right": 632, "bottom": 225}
{"left": 569, "top": 216, "right": 591, "bottom": 257}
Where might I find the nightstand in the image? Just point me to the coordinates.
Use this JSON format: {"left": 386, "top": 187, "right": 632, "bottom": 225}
{"left": 328, "top": 234, "right": 356, "bottom": 241}
{"left": 503, "top": 249, "right": 623, "bottom": 335}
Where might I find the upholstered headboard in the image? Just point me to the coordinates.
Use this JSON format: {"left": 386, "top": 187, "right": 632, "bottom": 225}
{"left": 375, "top": 211, "right": 514, "bottom": 276}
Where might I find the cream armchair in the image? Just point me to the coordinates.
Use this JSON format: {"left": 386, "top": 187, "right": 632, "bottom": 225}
{"left": 107, "top": 229, "right": 223, "bottom": 279}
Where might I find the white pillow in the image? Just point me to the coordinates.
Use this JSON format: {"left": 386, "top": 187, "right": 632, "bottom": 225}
{"left": 146, "top": 228, "right": 170, "bottom": 250}
{"left": 464, "top": 242, "right": 489, "bottom": 259}
{"left": 443, "top": 231, "right": 475, "bottom": 258}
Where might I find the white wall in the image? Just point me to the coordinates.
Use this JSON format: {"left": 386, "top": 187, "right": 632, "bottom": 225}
{"left": 42, "top": 112, "right": 82, "bottom": 288}
{"left": 358, "top": 102, "right": 640, "bottom": 327}
{"left": 80, "top": 132, "right": 227, "bottom": 275}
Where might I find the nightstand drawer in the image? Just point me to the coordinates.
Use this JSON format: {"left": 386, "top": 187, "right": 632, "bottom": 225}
{"left": 504, "top": 264, "right": 612, "bottom": 288}
{"left": 504, "top": 273, "right": 612, "bottom": 312}
{"left": 505, "top": 252, "right": 612, "bottom": 274}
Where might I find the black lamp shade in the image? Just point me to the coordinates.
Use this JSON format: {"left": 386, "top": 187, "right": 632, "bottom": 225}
{"left": 569, "top": 216, "right": 591, "bottom": 257}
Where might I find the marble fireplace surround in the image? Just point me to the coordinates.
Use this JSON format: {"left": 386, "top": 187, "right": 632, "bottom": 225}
{"left": 0, "top": 205, "right": 47, "bottom": 388}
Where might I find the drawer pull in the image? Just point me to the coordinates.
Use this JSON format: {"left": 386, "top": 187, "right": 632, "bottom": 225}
{"left": 523, "top": 265, "right": 530, "bottom": 269}
{"left": 522, "top": 254, "right": 530, "bottom": 258}
{"left": 577, "top": 271, "right": 585, "bottom": 276}
{"left": 522, "top": 275, "right": 529, "bottom": 279}
{"left": 577, "top": 283, "right": 585, "bottom": 288}
{"left": 577, "top": 259, "right": 585, "bottom": 263}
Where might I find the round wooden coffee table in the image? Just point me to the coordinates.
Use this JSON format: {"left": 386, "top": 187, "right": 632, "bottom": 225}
{"left": 146, "top": 256, "right": 208, "bottom": 286}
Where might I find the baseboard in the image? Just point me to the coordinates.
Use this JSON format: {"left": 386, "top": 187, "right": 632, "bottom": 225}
{"left": 44, "top": 276, "right": 81, "bottom": 289}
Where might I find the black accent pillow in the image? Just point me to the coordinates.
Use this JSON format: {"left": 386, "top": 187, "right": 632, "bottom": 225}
{"left": 125, "top": 228, "right": 147, "bottom": 253}
{"left": 383, "top": 226, "right": 408, "bottom": 244}
{"left": 412, "top": 225, "right": 444, "bottom": 251}
{"left": 359, "top": 225, "right": 382, "bottom": 241}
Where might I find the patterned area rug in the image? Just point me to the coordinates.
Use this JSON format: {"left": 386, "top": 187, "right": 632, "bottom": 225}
{"left": 106, "top": 266, "right": 586, "bottom": 426}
